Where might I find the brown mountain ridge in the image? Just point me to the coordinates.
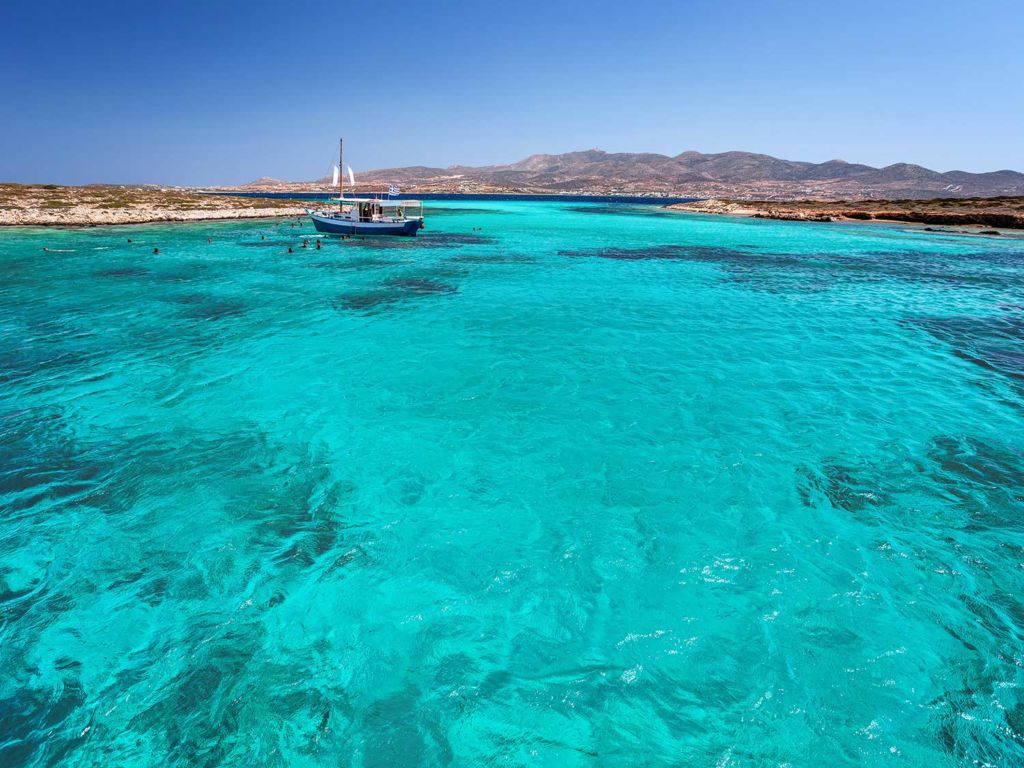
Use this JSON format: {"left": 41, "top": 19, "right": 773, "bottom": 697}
{"left": 249, "top": 149, "right": 1024, "bottom": 200}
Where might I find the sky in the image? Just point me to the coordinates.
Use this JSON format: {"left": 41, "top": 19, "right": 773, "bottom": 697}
{"left": 2, "top": 0, "right": 1022, "bottom": 185}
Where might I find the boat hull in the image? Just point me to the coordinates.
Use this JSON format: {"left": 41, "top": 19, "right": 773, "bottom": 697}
{"left": 307, "top": 211, "right": 423, "bottom": 237}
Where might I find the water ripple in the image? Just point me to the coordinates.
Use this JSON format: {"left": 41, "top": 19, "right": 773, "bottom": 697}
{"left": 0, "top": 204, "right": 1022, "bottom": 765}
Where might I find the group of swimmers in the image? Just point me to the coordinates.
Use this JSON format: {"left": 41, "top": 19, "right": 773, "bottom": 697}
{"left": 43, "top": 224, "right": 337, "bottom": 255}
{"left": 286, "top": 237, "right": 323, "bottom": 254}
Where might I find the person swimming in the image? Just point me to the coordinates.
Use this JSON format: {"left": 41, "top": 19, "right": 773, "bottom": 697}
{"left": 153, "top": 247, "right": 159, "bottom": 255}
{"left": 287, "top": 247, "right": 293, "bottom": 254}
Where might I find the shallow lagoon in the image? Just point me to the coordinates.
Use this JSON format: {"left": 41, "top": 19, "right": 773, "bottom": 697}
{"left": 1, "top": 202, "right": 1023, "bottom": 766}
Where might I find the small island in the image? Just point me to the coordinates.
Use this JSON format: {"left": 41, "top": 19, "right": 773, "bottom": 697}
{"left": 0, "top": 184, "right": 307, "bottom": 227}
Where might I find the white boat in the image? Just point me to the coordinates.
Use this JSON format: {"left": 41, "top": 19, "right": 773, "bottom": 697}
{"left": 307, "top": 139, "right": 424, "bottom": 237}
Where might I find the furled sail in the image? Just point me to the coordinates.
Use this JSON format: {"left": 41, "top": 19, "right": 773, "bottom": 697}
{"left": 332, "top": 165, "right": 340, "bottom": 187}
{"left": 347, "top": 166, "right": 355, "bottom": 186}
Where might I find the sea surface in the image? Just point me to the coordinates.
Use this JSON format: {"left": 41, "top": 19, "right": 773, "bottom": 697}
{"left": 1, "top": 202, "right": 1023, "bottom": 766}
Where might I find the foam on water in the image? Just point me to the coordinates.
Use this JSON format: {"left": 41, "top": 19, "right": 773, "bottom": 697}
{"left": 1, "top": 203, "right": 1023, "bottom": 766}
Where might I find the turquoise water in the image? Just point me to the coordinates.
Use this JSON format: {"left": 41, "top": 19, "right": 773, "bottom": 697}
{"left": 1, "top": 202, "right": 1023, "bottom": 766}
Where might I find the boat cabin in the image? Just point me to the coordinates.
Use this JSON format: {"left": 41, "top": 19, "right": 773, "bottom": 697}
{"left": 330, "top": 197, "right": 423, "bottom": 223}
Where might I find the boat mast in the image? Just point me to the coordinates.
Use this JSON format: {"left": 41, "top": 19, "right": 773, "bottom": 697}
{"left": 338, "top": 137, "right": 344, "bottom": 211}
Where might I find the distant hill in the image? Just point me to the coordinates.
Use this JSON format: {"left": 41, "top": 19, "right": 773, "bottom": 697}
{"left": 243, "top": 177, "right": 289, "bottom": 188}
{"left": 247, "top": 150, "right": 1024, "bottom": 200}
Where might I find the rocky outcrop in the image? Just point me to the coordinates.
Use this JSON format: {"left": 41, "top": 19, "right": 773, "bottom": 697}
{"left": 753, "top": 210, "right": 834, "bottom": 222}
{"left": 665, "top": 197, "right": 1024, "bottom": 230}
{"left": 850, "top": 211, "right": 1024, "bottom": 228}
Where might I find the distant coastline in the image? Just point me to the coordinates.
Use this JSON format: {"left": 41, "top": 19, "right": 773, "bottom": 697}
{"left": 235, "top": 148, "right": 1024, "bottom": 200}
{"left": 211, "top": 191, "right": 701, "bottom": 205}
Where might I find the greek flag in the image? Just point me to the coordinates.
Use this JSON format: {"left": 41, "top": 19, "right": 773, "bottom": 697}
{"left": 388, "top": 185, "right": 400, "bottom": 196}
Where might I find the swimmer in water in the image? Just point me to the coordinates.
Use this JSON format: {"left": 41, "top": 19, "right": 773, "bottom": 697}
{"left": 127, "top": 238, "right": 133, "bottom": 243}
{"left": 302, "top": 239, "right": 309, "bottom": 248}
{"left": 287, "top": 247, "right": 293, "bottom": 254}
{"left": 153, "top": 247, "right": 159, "bottom": 254}
{"left": 315, "top": 239, "right": 321, "bottom": 250}
{"left": 207, "top": 237, "right": 212, "bottom": 244}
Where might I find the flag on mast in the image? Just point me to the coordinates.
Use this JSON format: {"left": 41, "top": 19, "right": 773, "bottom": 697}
{"left": 332, "top": 165, "right": 340, "bottom": 187}
{"left": 388, "top": 185, "right": 400, "bottom": 196}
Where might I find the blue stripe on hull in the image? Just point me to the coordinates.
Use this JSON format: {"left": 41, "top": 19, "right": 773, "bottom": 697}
{"left": 309, "top": 216, "right": 422, "bottom": 237}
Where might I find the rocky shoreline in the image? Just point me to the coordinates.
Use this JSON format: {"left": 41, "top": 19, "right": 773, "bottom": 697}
{"left": 0, "top": 184, "right": 307, "bottom": 227}
{"left": 666, "top": 196, "right": 1024, "bottom": 231}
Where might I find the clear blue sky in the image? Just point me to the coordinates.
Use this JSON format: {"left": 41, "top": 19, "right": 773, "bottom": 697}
{"left": 2, "top": 0, "right": 1022, "bottom": 185}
